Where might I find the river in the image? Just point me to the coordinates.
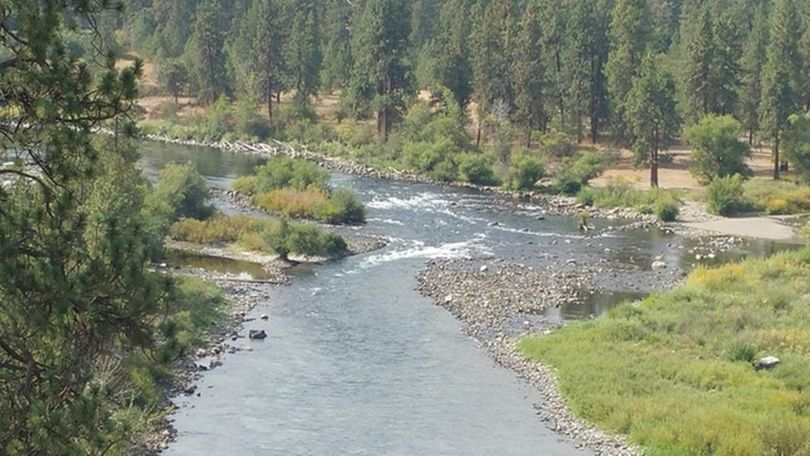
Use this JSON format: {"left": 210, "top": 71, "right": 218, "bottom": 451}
{"left": 139, "top": 141, "right": 791, "bottom": 455}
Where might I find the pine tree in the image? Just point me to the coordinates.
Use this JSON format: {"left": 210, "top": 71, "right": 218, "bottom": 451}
{"left": 410, "top": 0, "right": 440, "bottom": 50}
{"left": 626, "top": 53, "right": 680, "bottom": 187}
{"left": 512, "top": 4, "right": 547, "bottom": 146}
{"left": 189, "top": 0, "right": 229, "bottom": 104}
{"left": 0, "top": 2, "right": 167, "bottom": 452}
{"left": 285, "top": 2, "right": 322, "bottom": 103}
{"left": 605, "top": 0, "right": 652, "bottom": 142}
{"left": 682, "top": 5, "right": 715, "bottom": 123}
{"left": 737, "top": 4, "right": 769, "bottom": 144}
{"left": 321, "top": 0, "right": 353, "bottom": 91}
{"left": 229, "top": 0, "right": 285, "bottom": 120}
{"left": 712, "top": 15, "right": 743, "bottom": 116}
{"left": 470, "top": 0, "right": 516, "bottom": 145}
{"left": 346, "top": 0, "right": 412, "bottom": 140}
{"left": 760, "top": 0, "right": 803, "bottom": 179}
{"left": 563, "top": 0, "right": 598, "bottom": 143}
{"left": 799, "top": 23, "right": 810, "bottom": 110}
{"left": 430, "top": 0, "right": 475, "bottom": 109}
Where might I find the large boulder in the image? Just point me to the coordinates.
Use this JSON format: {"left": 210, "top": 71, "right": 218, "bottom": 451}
{"left": 754, "top": 356, "right": 780, "bottom": 371}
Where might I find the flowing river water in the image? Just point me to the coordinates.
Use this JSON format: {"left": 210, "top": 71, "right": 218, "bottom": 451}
{"left": 139, "top": 141, "right": 792, "bottom": 455}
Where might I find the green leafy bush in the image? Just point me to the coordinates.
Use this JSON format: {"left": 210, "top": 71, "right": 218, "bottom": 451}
{"left": 169, "top": 215, "right": 348, "bottom": 259}
{"left": 743, "top": 180, "right": 810, "bottom": 215}
{"left": 318, "top": 188, "right": 366, "bottom": 224}
{"left": 147, "top": 162, "right": 215, "bottom": 222}
{"left": 234, "top": 157, "right": 329, "bottom": 194}
{"left": 726, "top": 341, "right": 758, "bottom": 363}
{"left": 576, "top": 180, "right": 681, "bottom": 221}
{"left": 555, "top": 151, "right": 608, "bottom": 195}
{"left": 783, "top": 112, "right": 810, "bottom": 184}
{"left": 233, "top": 98, "right": 270, "bottom": 140}
{"left": 264, "top": 218, "right": 347, "bottom": 260}
{"left": 507, "top": 154, "right": 546, "bottom": 191}
{"left": 457, "top": 153, "right": 500, "bottom": 186}
{"left": 655, "top": 198, "right": 680, "bottom": 222}
{"left": 706, "top": 174, "right": 753, "bottom": 215}
{"left": 537, "top": 129, "right": 576, "bottom": 157}
{"left": 685, "top": 114, "right": 752, "bottom": 183}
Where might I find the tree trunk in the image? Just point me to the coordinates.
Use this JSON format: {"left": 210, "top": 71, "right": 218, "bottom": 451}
{"left": 773, "top": 136, "right": 780, "bottom": 180}
{"left": 651, "top": 130, "right": 660, "bottom": 188}
{"left": 267, "top": 88, "right": 273, "bottom": 122}
{"left": 748, "top": 129, "right": 753, "bottom": 145}
{"left": 277, "top": 92, "right": 281, "bottom": 103}
{"left": 476, "top": 118, "right": 482, "bottom": 147}
{"left": 526, "top": 128, "right": 532, "bottom": 148}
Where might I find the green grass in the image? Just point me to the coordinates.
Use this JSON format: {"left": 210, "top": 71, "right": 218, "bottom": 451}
{"left": 233, "top": 157, "right": 366, "bottom": 224}
{"left": 577, "top": 181, "right": 681, "bottom": 221}
{"left": 743, "top": 180, "right": 810, "bottom": 215}
{"left": 169, "top": 214, "right": 347, "bottom": 259}
{"left": 519, "top": 249, "right": 810, "bottom": 455}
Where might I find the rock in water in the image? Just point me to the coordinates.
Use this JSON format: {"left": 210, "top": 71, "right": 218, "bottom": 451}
{"left": 480, "top": 265, "right": 488, "bottom": 273}
{"left": 248, "top": 329, "right": 268, "bottom": 340}
{"left": 755, "top": 356, "right": 780, "bottom": 370}
{"left": 651, "top": 261, "right": 667, "bottom": 270}
{"left": 260, "top": 314, "right": 269, "bottom": 321}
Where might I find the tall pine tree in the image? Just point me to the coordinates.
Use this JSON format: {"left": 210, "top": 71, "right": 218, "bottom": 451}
{"left": 188, "top": 0, "right": 229, "bottom": 104}
{"left": 626, "top": 53, "right": 680, "bottom": 187}
{"left": 760, "top": 0, "right": 803, "bottom": 179}
{"left": 347, "top": 0, "right": 412, "bottom": 140}
{"left": 512, "top": 4, "right": 547, "bottom": 145}
{"left": 605, "top": 0, "right": 652, "bottom": 142}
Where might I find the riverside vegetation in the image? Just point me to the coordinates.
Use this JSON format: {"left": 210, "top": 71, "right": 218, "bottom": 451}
{"left": 4, "top": 0, "right": 810, "bottom": 455}
{"left": 520, "top": 242, "right": 810, "bottom": 455}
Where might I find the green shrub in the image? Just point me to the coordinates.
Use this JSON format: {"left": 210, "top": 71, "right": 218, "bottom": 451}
{"left": 457, "top": 153, "right": 500, "bottom": 186}
{"left": 252, "top": 187, "right": 365, "bottom": 224}
{"left": 319, "top": 188, "right": 366, "bottom": 224}
{"left": 233, "top": 98, "right": 270, "bottom": 140}
{"left": 783, "top": 112, "right": 810, "bottom": 184}
{"left": 655, "top": 198, "right": 680, "bottom": 222}
{"left": 402, "top": 139, "right": 457, "bottom": 175}
{"left": 685, "top": 114, "right": 752, "bottom": 183}
{"left": 537, "top": 129, "right": 576, "bottom": 157}
{"left": 576, "top": 179, "right": 681, "bottom": 221}
{"left": 507, "top": 154, "right": 546, "bottom": 191}
{"left": 706, "top": 174, "right": 752, "bottom": 216}
{"left": 335, "top": 120, "right": 375, "bottom": 147}
{"left": 743, "top": 180, "right": 810, "bottom": 215}
{"left": 243, "top": 157, "right": 329, "bottom": 193}
{"left": 726, "top": 341, "right": 757, "bottom": 363}
{"left": 554, "top": 151, "right": 608, "bottom": 195}
{"left": 264, "top": 217, "right": 347, "bottom": 260}
{"left": 147, "top": 162, "right": 215, "bottom": 222}
{"left": 285, "top": 119, "right": 336, "bottom": 144}
{"left": 429, "top": 157, "right": 459, "bottom": 182}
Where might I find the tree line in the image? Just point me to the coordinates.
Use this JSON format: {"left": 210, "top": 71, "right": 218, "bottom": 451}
{"left": 120, "top": 0, "right": 810, "bottom": 185}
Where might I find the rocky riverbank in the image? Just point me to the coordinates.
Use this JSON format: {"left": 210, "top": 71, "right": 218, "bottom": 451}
{"left": 416, "top": 258, "right": 661, "bottom": 455}
{"left": 145, "top": 268, "right": 279, "bottom": 453}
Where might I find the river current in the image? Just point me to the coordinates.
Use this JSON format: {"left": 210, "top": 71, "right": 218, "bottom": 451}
{"left": 139, "top": 141, "right": 788, "bottom": 455}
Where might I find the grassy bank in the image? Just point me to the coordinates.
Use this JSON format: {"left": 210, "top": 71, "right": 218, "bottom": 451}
{"left": 576, "top": 179, "right": 682, "bottom": 221}
{"left": 169, "top": 214, "right": 347, "bottom": 260}
{"left": 233, "top": 157, "right": 366, "bottom": 224}
{"left": 520, "top": 248, "right": 810, "bottom": 455}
